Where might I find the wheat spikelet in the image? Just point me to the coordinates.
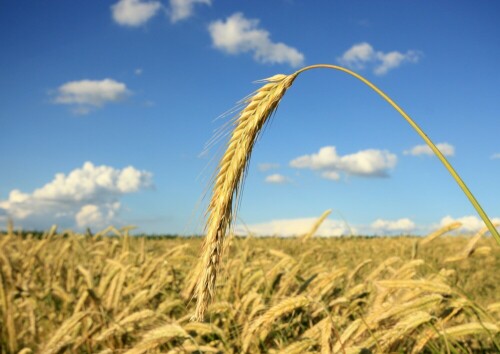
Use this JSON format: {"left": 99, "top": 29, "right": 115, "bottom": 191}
{"left": 94, "top": 309, "right": 156, "bottom": 342}
{"left": 242, "top": 295, "right": 310, "bottom": 352}
{"left": 372, "top": 311, "right": 433, "bottom": 351}
{"left": 300, "top": 209, "right": 332, "bottom": 242}
{"left": 17, "top": 349, "right": 33, "bottom": 354}
{"left": 347, "top": 259, "right": 372, "bottom": 283}
{"left": 368, "top": 294, "right": 442, "bottom": 325}
{"left": 193, "top": 73, "right": 297, "bottom": 321}
{"left": 321, "top": 318, "right": 333, "bottom": 354}
{"left": 183, "top": 322, "right": 225, "bottom": 340}
{"left": 41, "top": 312, "right": 87, "bottom": 354}
{"left": 441, "top": 322, "right": 499, "bottom": 337}
{"left": 77, "top": 265, "right": 94, "bottom": 290}
{"left": 487, "top": 302, "right": 500, "bottom": 312}
{"left": 444, "top": 223, "right": 499, "bottom": 262}
{"left": 123, "top": 323, "right": 190, "bottom": 354}
{"left": 420, "top": 221, "right": 462, "bottom": 245}
{"left": 277, "top": 339, "right": 315, "bottom": 354}
{"left": 376, "top": 279, "right": 452, "bottom": 294}
{"left": 111, "top": 268, "right": 127, "bottom": 309}
{"left": 332, "top": 319, "right": 362, "bottom": 352}
{"left": 168, "top": 344, "right": 221, "bottom": 353}
{"left": 463, "top": 222, "right": 499, "bottom": 256}
{"left": 308, "top": 268, "right": 346, "bottom": 298}
{"left": 473, "top": 245, "right": 491, "bottom": 255}
{"left": 157, "top": 299, "right": 184, "bottom": 317}
{"left": 97, "top": 263, "right": 121, "bottom": 295}
{"left": 366, "top": 256, "right": 400, "bottom": 281}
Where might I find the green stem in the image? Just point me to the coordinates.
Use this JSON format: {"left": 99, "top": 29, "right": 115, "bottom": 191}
{"left": 293, "top": 64, "right": 500, "bottom": 245}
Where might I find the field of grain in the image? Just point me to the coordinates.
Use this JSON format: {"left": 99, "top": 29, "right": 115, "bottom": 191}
{"left": 1, "top": 226, "right": 499, "bottom": 354}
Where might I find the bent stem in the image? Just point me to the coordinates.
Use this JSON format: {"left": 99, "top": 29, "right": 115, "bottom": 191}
{"left": 294, "top": 64, "right": 499, "bottom": 245}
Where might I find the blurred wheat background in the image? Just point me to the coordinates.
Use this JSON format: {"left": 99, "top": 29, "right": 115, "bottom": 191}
{"left": 1, "top": 223, "right": 499, "bottom": 353}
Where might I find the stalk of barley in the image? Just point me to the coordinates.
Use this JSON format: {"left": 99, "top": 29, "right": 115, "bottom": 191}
{"left": 194, "top": 63, "right": 500, "bottom": 321}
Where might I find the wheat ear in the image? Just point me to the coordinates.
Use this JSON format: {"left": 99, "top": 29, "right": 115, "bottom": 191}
{"left": 301, "top": 209, "right": 332, "bottom": 242}
{"left": 192, "top": 74, "right": 297, "bottom": 321}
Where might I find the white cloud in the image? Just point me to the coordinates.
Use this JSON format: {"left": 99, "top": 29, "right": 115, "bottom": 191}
{"left": 491, "top": 153, "right": 500, "bottom": 160}
{"left": 338, "top": 42, "right": 375, "bottom": 70}
{"left": 370, "top": 218, "right": 416, "bottom": 234}
{"left": 290, "top": 146, "right": 397, "bottom": 179}
{"left": 404, "top": 142, "right": 455, "bottom": 157}
{"left": 321, "top": 171, "right": 341, "bottom": 181}
{"left": 208, "top": 13, "right": 305, "bottom": 68}
{"left": 258, "top": 162, "right": 280, "bottom": 172}
{"left": 439, "top": 215, "right": 500, "bottom": 234}
{"left": 169, "top": 0, "right": 211, "bottom": 23}
{"left": 338, "top": 42, "right": 421, "bottom": 75}
{"left": 265, "top": 174, "right": 289, "bottom": 184}
{"left": 76, "top": 203, "right": 121, "bottom": 228}
{"left": 54, "top": 79, "right": 130, "bottom": 114}
{"left": 0, "top": 162, "right": 153, "bottom": 230}
{"left": 111, "top": 0, "right": 162, "bottom": 27}
{"left": 235, "top": 217, "right": 354, "bottom": 237}
{"left": 135, "top": 68, "right": 143, "bottom": 75}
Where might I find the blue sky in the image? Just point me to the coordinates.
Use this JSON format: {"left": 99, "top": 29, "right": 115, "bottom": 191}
{"left": 0, "top": 0, "right": 499, "bottom": 235}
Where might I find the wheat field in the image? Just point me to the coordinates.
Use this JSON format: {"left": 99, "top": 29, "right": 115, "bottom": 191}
{"left": 1, "top": 225, "right": 499, "bottom": 353}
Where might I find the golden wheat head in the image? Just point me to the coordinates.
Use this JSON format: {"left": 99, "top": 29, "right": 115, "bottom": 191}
{"left": 192, "top": 73, "right": 297, "bottom": 321}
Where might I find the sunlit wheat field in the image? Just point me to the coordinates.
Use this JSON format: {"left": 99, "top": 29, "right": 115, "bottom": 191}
{"left": 2, "top": 2, "right": 500, "bottom": 354}
{"left": 1, "top": 225, "right": 499, "bottom": 353}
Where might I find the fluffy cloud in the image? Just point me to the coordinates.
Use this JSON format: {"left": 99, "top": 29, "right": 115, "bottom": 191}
{"left": 53, "top": 79, "right": 130, "bottom": 114}
{"left": 439, "top": 215, "right": 500, "bottom": 234}
{"left": 290, "top": 146, "right": 397, "bottom": 179}
{"left": 370, "top": 218, "right": 416, "bottom": 234}
{"left": 404, "top": 143, "right": 455, "bottom": 157}
{"left": 338, "top": 42, "right": 421, "bottom": 75}
{"left": 258, "top": 162, "right": 280, "bottom": 172}
{"left": 321, "top": 171, "right": 341, "bottom": 181}
{"left": 0, "top": 162, "right": 153, "bottom": 230}
{"left": 208, "top": 13, "right": 305, "bottom": 68}
{"left": 75, "top": 203, "right": 121, "bottom": 228}
{"left": 235, "top": 217, "right": 354, "bottom": 237}
{"left": 111, "top": 0, "right": 162, "bottom": 27}
{"left": 265, "top": 174, "right": 289, "bottom": 184}
{"left": 169, "top": 0, "right": 211, "bottom": 22}
{"left": 491, "top": 153, "right": 500, "bottom": 160}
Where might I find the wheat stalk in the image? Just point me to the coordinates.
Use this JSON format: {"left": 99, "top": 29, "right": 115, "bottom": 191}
{"left": 193, "top": 64, "right": 500, "bottom": 321}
